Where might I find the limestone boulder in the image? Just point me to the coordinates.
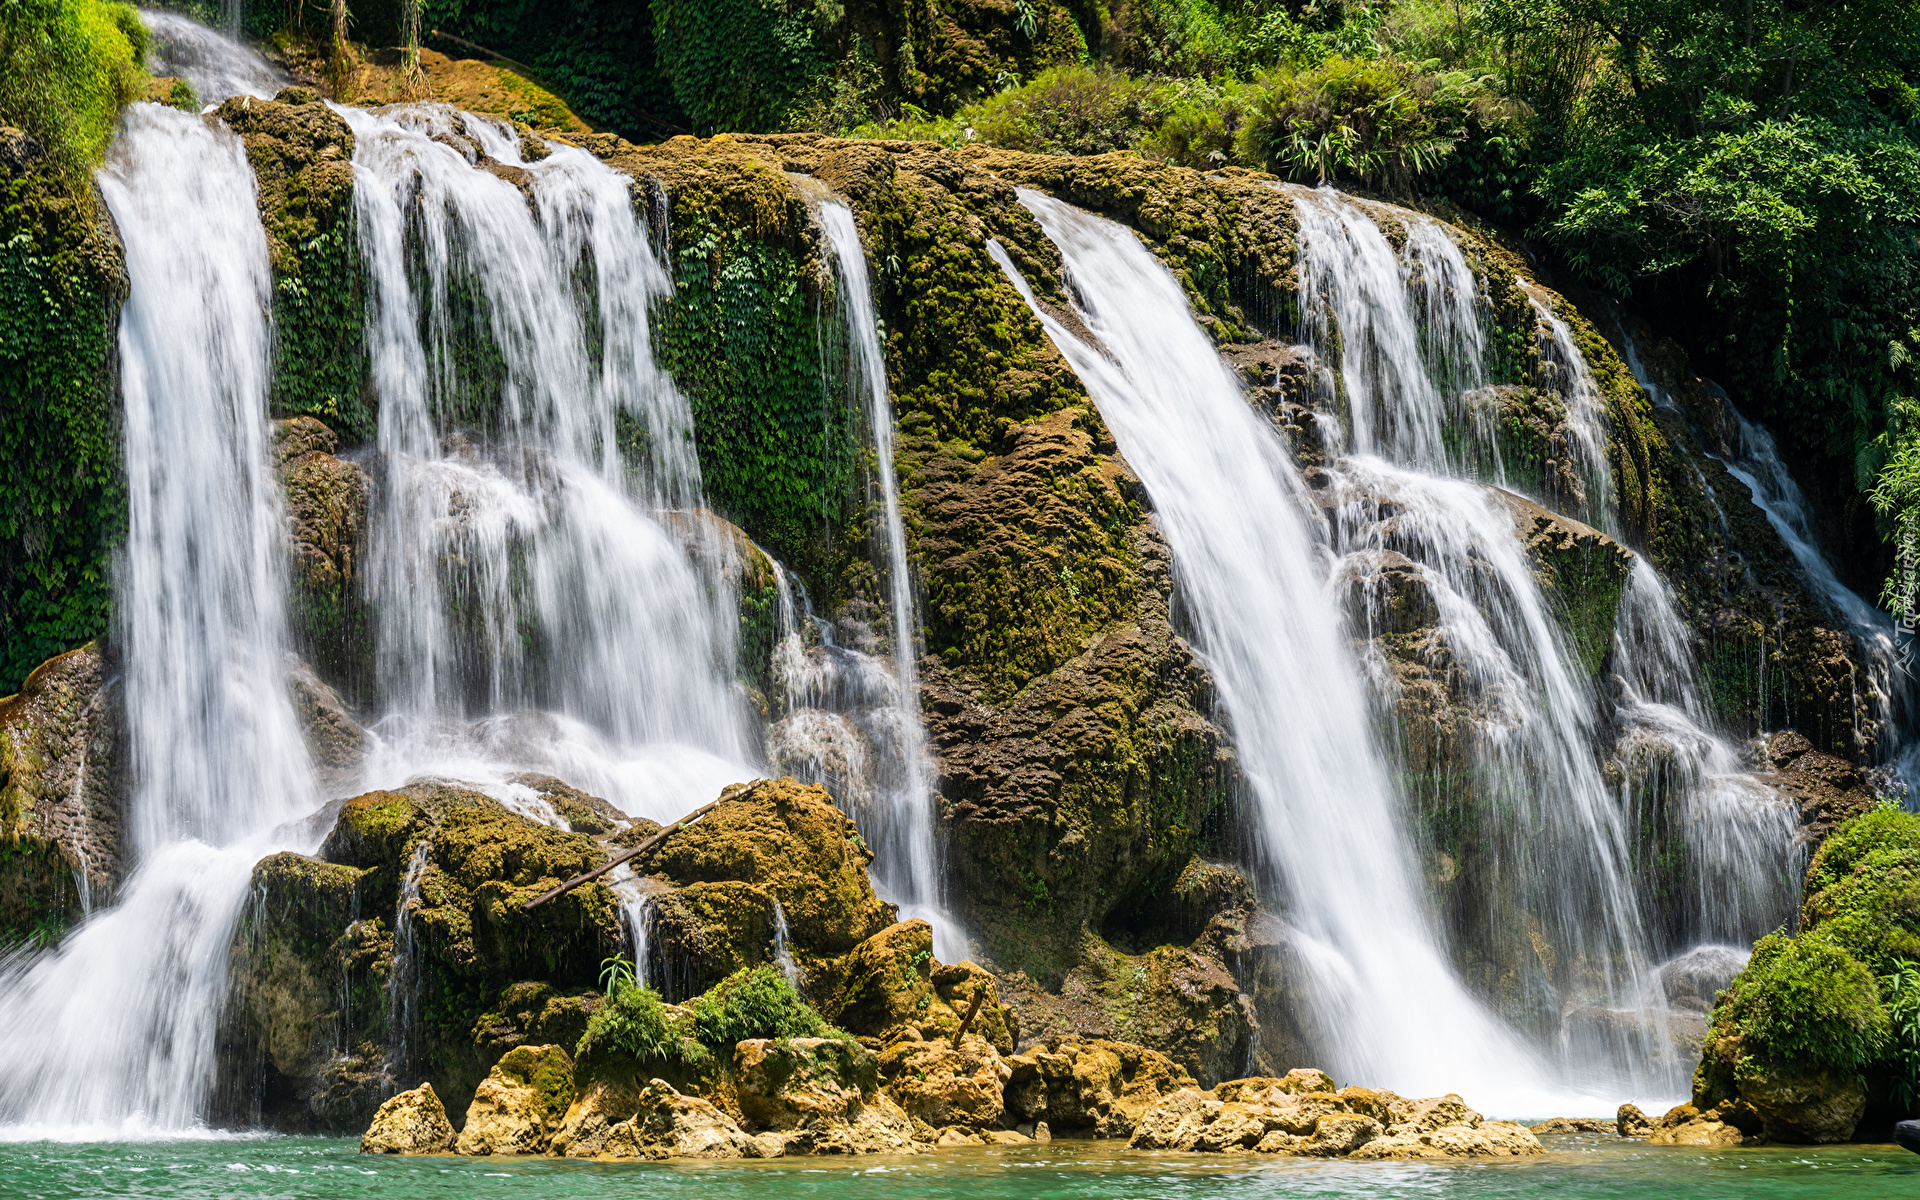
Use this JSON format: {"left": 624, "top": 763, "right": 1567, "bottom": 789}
{"left": 878, "top": 1032, "right": 1010, "bottom": 1129}
{"left": 455, "top": 1044, "right": 577, "bottom": 1156}
{"left": 1130, "top": 1076, "right": 1541, "bottom": 1159}
{"left": 1002, "top": 1036, "right": 1196, "bottom": 1137}
{"left": 732, "top": 1039, "right": 919, "bottom": 1155}
{"left": 821, "top": 919, "right": 1016, "bottom": 1052}
{"left": 598, "top": 1079, "right": 757, "bottom": 1160}
{"left": 360, "top": 1083, "right": 456, "bottom": 1154}
{"left": 0, "top": 642, "right": 127, "bottom": 930}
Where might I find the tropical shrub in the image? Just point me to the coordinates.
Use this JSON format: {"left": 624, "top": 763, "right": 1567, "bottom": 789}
{"left": 0, "top": 0, "right": 148, "bottom": 179}
{"left": 1704, "top": 930, "right": 1888, "bottom": 1080}
{"left": 687, "top": 964, "right": 839, "bottom": 1048}
{"left": 575, "top": 981, "right": 711, "bottom": 1068}
{"left": 1235, "top": 55, "right": 1456, "bottom": 188}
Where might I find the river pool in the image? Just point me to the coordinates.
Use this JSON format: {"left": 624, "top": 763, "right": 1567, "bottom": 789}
{"left": 0, "top": 1133, "right": 1914, "bottom": 1199}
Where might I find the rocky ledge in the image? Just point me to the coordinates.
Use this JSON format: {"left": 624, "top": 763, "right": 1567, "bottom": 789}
{"left": 362, "top": 1053, "right": 1536, "bottom": 1161}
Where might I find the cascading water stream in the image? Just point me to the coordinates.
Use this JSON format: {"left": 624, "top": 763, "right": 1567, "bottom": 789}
{"left": 0, "top": 102, "right": 317, "bottom": 1136}
{"left": 1290, "top": 187, "right": 1797, "bottom": 1096}
{"left": 990, "top": 193, "right": 1553, "bottom": 1108}
{"left": 141, "top": 9, "right": 287, "bottom": 103}
{"left": 342, "top": 103, "right": 758, "bottom": 821}
{"left": 785, "top": 199, "right": 959, "bottom": 960}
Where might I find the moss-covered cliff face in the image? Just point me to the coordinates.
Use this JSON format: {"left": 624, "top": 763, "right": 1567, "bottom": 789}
{"left": 217, "top": 779, "right": 625, "bottom": 1129}
{"left": 215, "top": 90, "right": 371, "bottom": 446}
{"left": 0, "top": 127, "right": 126, "bottom": 695}
{"left": 574, "top": 135, "right": 1245, "bottom": 1048}
{"left": 0, "top": 642, "right": 125, "bottom": 948}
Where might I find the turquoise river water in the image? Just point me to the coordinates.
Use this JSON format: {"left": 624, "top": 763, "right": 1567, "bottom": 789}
{"left": 1, "top": 1135, "right": 1914, "bottom": 1200}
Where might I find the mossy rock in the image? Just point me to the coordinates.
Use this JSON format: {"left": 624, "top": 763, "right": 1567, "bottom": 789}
{"left": 818, "top": 918, "right": 1015, "bottom": 1055}
{"left": 224, "top": 779, "right": 627, "bottom": 1127}
{"left": 0, "top": 129, "right": 126, "bottom": 695}
{"left": 216, "top": 89, "right": 371, "bottom": 446}
{"left": 632, "top": 776, "right": 895, "bottom": 962}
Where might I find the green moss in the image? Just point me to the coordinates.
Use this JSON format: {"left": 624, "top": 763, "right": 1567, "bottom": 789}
{"left": 1806, "top": 807, "right": 1920, "bottom": 895}
{"left": 1700, "top": 930, "right": 1887, "bottom": 1085}
{"left": 1808, "top": 848, "right": 1920, "bottom": 976}
{"left": 655, "top": 201, "right": 854, "bottom": 595}
{"left": 0, "top": 0, "right": 147, "bottom": 182}
{"left": 489, "top": 1042, "right": 578, "bottom": 1121}
{"left": 0, "top": 154, "right": 123, "bottom": 693}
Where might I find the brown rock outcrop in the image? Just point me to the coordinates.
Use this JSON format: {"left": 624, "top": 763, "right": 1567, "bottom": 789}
{"left": 360, "top": 1083, "right": 456, "bottom": 1154}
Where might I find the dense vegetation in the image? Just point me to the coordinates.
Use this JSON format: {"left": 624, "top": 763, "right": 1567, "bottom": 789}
{"left": 225, "top": 0, "right": 1917, "bottom": 610}
{"left": 1697, "top": 808, "right": 1920, "bottom": 1115}
{"left": 576, "top": 965, "right": 846, "bottom": 1071}
{"left": 0, "top": 0, "right": 145, "bottom": 692}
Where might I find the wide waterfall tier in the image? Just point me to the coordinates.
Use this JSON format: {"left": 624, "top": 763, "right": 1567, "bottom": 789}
{"left": 995, "top": 179, "right": 1819, "bottom": 1106}
{"left": 992, "top": 192, "right": 1552, "bottom": 1106}
{"left": 343, "top": 102, "right": 758, "bottom": 821}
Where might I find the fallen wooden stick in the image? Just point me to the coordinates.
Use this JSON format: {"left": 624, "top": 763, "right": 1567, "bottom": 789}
{"left": 522, "top": 799, "right": 723, "bottom": 909}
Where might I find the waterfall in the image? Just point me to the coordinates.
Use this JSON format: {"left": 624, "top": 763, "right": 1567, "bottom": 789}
{"left": 771, "top": 897, "right": 801, "bottom": 987}
{"left": 1612, "top": 562, "right": 1801, "bottom": 942}
{"left": 384, "top": 841, "right": 432, "bottom": 1085}
{"left": 341, "top": 103, "right": 758, "bottom": 822}
{"left": 141, "top": 9, "right": 287, "bottom": 103}
{"left": 990, "top": 193, "right": 1550, "bottom": 1107}
{"left": 793, "top": 200, "right": 960, "bottom": 961}
{"left": 0, "top": 103, "right": 316, "bottom": 1136}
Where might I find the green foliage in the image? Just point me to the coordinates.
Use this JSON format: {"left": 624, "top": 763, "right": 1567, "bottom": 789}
{"left": 599, "top": 953, "right": 636, "bottom": 997}
{"left": 687, "top": 963, "right": 838, "bottom": 1048}
{"left": 0, "top": 0, "right": 147, "bottom": 181}
{"left": 961, "top": 65, "right": 1160, "bottom": 155}
{"left": 652, "top": 0, "right": 825, "bottom": 134}
{"left": 423, "top": 0, "right": 688, "bottom": 138}
{"left": 270, "top": 217, "right": 372, "bottom": 444}
{"left": 1235, "top": 54, "right": 1455, "bottom": 187}
{"left": 575, "top": 980, "right": 712, "bottom": 1067}
{"left": 655, "top": 207, "right": 853, "bottom": 593}
{"left": 1884, "top": 960, "right": 1920, "bottom": 1111}
{"left": 1710, "top": 930, "right": 1888, "bottom": 1079}
{"left": 1809, "top": 848, "right": 1920, "bottom": 975}
{"left": 0, "top": 170, "right": 123, "bottom": 693}
{"left": 1805, "top": 807, "right": 1920, "bottom": 895}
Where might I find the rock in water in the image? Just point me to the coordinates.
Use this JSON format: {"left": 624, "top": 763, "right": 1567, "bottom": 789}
{"left": 360, "top": 1083, "right": 456, "bottom": 1154}
{"left": 598, "top": 1079, "right": 757, "bottom": 1160}
{"left": 455, "top": 1044, "right": 577, "bottom": 1156}
{"left": 1129, "top": 1074, "right": 1542, "bottom": 1159}
{"left": 1895, "top": 1119, "right": 1920, "bottom": 1153}
{"left": 1002, "top": 1037, "right": 1196, "bottom": 1138}
{"left": 733, "top": 1037, "right": 917, "bottom": 1155}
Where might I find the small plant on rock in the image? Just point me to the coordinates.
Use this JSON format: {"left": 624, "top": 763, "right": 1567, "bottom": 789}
{"left": 575, "top": 981, "right": 710, "bottom": 1070}
{"left": 688, "top": 963, "right": 844, "bottom": 1050}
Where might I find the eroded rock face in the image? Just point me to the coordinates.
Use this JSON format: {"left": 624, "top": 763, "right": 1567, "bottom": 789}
{"left": 1129, "top": 1076, "right": 1542, "bottom": 1159}
{"left": 1759, "top": 731, "right": 1878, "bottom": 850}
{"left": 1002, "top": 1036, "right": 1196, "bottom": 1137}
{"left": 820, "top": 919, "right": 1016, "bottom": 1053}
{"left": 272, "top": 417, "right": 373, "bottom": 711}
{"left": 455, "top": 1044, "right": 577, "bottom": 1155}
{"left": 360, "top": 1083, "right": 456, "bottom": 1154}
{"left": 0, "top": 642, "right": 126, "bottom": 934}
{"left": 878, "top": 1032, "right": 1011, "bottom": 1130}
{"left": 733, "top": 1037, "right": 917, "bottom": 1154}
{"left": 634, "top": 777, "right": 898, "bottom": 996}
{"left": 598, "top": 1079, "right": 758, "bottom": 1160}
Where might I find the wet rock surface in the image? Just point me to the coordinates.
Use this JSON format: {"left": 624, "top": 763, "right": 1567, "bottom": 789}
{"left": 1127, "top": 1073, "right": 1542, "bottom": 1159}
{"left": 360, "top": 1083, "right": 456, "bottom": 1154}
{"left": 0, "top": 642, "right": 126, "bottom": 930}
